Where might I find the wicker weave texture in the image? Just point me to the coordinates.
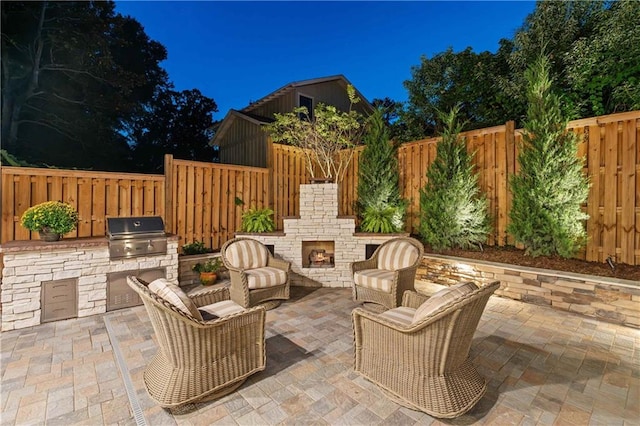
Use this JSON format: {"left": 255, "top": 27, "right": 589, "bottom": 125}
{"left": 352, "top": 281, "right": 500, "bottom": 418}
{"left": 351, "top": 237, "right": 424, "bottom": 309}
{"left": 222, "top": 237, "right": 291, "bottom": 309}
{"left": 127, "top": 276, "right": 266, "bottom": 409}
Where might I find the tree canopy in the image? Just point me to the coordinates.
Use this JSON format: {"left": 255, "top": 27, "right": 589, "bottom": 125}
{"left": 390, "top": 0, "right": 640, "bottom": 142}
{"left": 1, "top": 1, "right": 217, "bottom": 172}
{"left": 129, "top": 89, "right": 218, "bottom": 173}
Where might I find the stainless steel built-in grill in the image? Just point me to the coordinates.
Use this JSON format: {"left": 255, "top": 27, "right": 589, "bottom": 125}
{"left": 106, "top": 216, "right": 168, "bottom": 260}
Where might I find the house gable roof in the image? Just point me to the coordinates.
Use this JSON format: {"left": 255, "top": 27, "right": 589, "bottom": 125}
{"left": 211, "top": 74, "right": 374, "bottom": 146}
{"left": 242, "top": 74, "right": 373, "bottom": 113}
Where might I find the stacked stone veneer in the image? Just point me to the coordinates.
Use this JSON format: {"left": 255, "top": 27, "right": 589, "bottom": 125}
{"left": 178, "top": 253, "right": 228, "bottom": 285}
{"left": 243, "top": 183, "right": 407, "bottom": 288}
{"left": 418, "top": 254, "right": 640, "bottom": 328}
{"left": 1, "top": 237, "right": 178, "bottom": 331}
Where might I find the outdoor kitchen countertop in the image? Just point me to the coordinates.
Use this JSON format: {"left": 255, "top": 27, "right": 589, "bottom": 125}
{"left": 0, "top": 234, "right": 178, "bottom": 253}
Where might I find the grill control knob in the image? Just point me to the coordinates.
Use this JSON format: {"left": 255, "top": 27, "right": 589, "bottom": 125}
{"left": 147, "top": 241, "right": 154, "bottom": 250}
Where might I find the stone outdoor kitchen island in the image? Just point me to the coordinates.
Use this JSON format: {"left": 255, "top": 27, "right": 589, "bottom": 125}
{"left": 242, "top": 183, "right": 407, "bottom": 287}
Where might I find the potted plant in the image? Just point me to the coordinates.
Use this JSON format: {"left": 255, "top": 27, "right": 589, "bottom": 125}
{"left": 192, "top": 257, "right": 223, "bottom": 285}
{"left": 20, "top": 201, "right": 79, "bottom": 241}
{"left": 241, "top": 207, "right": 275, "bottom": 233}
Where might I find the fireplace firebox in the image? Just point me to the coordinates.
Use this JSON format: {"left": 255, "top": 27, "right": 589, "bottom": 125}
{"left": 302, "top": 241, "right": 335, "bottom": 268}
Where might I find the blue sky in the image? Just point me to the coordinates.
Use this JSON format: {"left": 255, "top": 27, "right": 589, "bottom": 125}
{"left": 115, "top": 1, "right": 536, "bottom": 120}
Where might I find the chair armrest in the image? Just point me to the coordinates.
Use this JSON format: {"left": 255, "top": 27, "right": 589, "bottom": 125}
{"left": 402, "top": 290, "right": 430, "bottom": 309}
{"left": 190, "top": 286, "right": 231, "bottom": 307}
{"left": 351, "top": 257, "right": 377, "bottom": 273}
{"left": 200, "top": 304, "right": 266, "bottom": 325}
{"left": 352, "top": 307, "right": 412, "bottom": 332}
{"left": 268, "top": 256, "right": 291, "bottom": 272}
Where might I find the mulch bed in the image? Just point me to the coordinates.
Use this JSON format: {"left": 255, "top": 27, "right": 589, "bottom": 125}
{"left": 427, "top": 245, "right": 640, "bottom": 282}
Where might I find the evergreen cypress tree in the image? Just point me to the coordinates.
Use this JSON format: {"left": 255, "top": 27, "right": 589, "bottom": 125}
{"left": 508, "top": 55, "right": 589, "bottom": 257}
{"left": 356, "top": 109, "right": 405, "bottom": 233}
{"left": 419, "top": 106, "right": 490, "bottom": 250}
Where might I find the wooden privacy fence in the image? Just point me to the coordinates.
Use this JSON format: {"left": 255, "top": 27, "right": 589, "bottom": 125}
{"left": 396, "top": 111, "right": 639, "bottom": 266}
{"left": 1, "top": 110, "right": 638, "bottom": 265}
{"left": 164, "top": 156, "right": 270, "bottom": 249}
{"left": 268, "top": 110, "right": 640, "bottom": 266}
{"left": 1, "top": 167, "right": 164, "bottom": 242}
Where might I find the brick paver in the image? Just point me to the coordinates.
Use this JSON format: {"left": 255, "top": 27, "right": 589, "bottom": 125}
{"left": 1, "top": 285, "right": 639, "bottom": 425}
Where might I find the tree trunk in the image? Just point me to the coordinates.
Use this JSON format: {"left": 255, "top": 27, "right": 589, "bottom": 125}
{"left": 1, "top": 1, "right": 47, "bottom": 152}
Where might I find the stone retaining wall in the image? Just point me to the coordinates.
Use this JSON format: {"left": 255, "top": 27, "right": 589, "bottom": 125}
{"left": 418, "top": 254, "right": 640, "bottom": 328}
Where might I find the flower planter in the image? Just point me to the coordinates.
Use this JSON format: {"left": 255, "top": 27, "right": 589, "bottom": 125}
{"left": 39, "top": 230, "right": 62, "bottom": 242}
{"left": 198, "top": 271, "right": 218, "bottom": 286}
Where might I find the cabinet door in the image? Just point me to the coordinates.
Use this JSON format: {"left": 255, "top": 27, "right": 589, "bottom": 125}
{"left": 41, "top": 279, "right": 77, "bottom": 322}
{"left": 107, "top": 268, "right": 166, "bottom": 311}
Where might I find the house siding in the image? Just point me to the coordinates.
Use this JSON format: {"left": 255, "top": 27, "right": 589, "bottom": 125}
{"left": 219, "top": 119, "right": 267, "bottom": 168}
{"left": 249, "top": 92, "right": 296, "bottom": 118}
{"left": 249, "top": 80, "right": 372, "bottom": 118}
{"left": 217, "top": 77, "right": 374, "bottom": 168}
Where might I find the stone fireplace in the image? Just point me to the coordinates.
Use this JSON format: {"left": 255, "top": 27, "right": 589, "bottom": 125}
{"left": 242, "top": 183, "right": 408, "bottom": 287}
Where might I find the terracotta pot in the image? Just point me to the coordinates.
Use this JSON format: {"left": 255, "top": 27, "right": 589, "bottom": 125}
{"left": 199, "top": 272, "right": 217, "bottom": 286}
{"left": 39, "top": 229, "right": 62, "bottom": 242}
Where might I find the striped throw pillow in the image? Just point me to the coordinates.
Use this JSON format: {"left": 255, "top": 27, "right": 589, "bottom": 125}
{"left": 377, "top": 240, "right": 419, "bottom": 271}
{"left": 226, "top": 240, "right": 269, "bottom": 269}
{"left": 148, "top": 278, "right": 203, "bottom": 321}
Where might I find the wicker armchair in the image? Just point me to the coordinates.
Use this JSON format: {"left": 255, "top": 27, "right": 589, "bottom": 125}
{"left": 351, "top": 237, "right": 424, "bottom": 310}
{"left": 352, "top": 280, "right": 500, "bottom": 418}
{"left": 221, "top": 237, "right": 291, "bottom": 309}
{"left": 127, "top": 276, "right": 266, "bottom": 410}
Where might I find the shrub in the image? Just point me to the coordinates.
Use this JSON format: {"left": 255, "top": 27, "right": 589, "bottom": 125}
{"left": 20, "top": 201, "right": 79, "bottom": 235}
{"left": 356, "top": 109, "right": 406, "bottom": 233}
{"left": 181, "top": 240, "right": 213, "bottom": 255}
{"left": 192, "top": 257, "right": 223, "bottom": 273}
{"left": 419, "top": 106, "right": 490, "bottom": 250}
{"left": 360, "top": 205, "right": 404, "bottom": 233}
{"left": 241, "top": 207, "right": 275, "bottom": 233}
{"left": 508, "top": 55, "right": 589, "bottom": 257}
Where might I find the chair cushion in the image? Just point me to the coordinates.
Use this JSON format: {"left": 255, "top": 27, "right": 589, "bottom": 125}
{"left": 199, "top": 300, "right": 245, "bottom": 320}
{"left": 246, "top": 266, "right": 288, "bottom": 289}
{"left": 226, "top": 239, "right": 269, "bottom": 269}
{"left": 354, "top": 269, "right": 396, "bottom": 293}
{"left": 379, "top": 306, "right": 416, "bottom": 325}
{"left": 412, "top": 282, "right": 478, "bottom": 324}
{"left": 377, "top": 240, "right": 420, "bottom": 271}
{"left": 148, "top": 278, "right": 203, "bottom": 321}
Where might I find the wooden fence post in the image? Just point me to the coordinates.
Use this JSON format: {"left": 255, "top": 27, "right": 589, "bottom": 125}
{"left": 504, "top": 120, "right": 516, "bottom": 246}
{"left": 164, "top": 154, "right": 174, "bottom": 234}
{"left": 266, "top": 136, "right": 274, "bottom": 210}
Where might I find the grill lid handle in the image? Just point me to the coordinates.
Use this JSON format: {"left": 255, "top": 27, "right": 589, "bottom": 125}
{"left": 107, "top": 216, "right": 165, "bottom": 235}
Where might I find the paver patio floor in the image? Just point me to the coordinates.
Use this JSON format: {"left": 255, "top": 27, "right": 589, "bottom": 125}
{"left": 1, "top": 284, "right": 639, "bottom": 425}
